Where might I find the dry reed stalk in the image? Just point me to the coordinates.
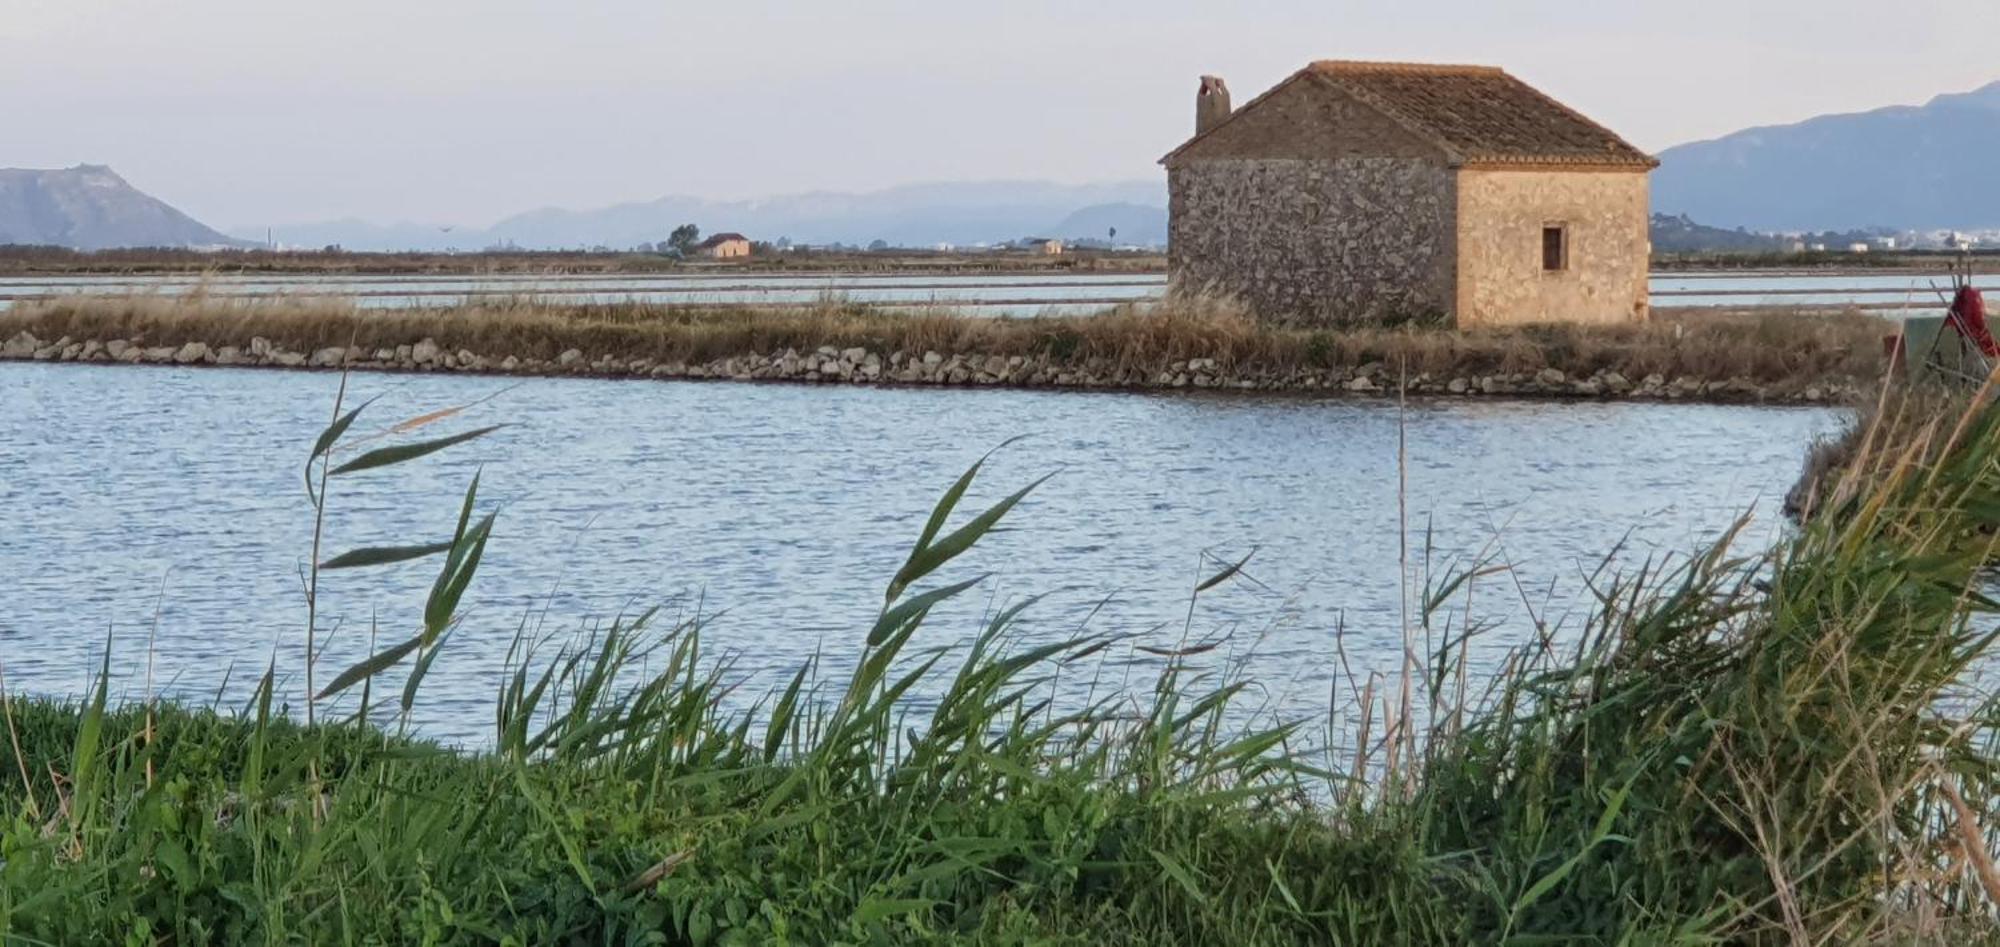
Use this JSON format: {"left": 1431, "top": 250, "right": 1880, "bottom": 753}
{"left": 1925, "top": 361, "right": 2000, "bottom": 490}
{"left": 0, "top": 664, "right": 38, "bottom": 821}
{"left": 621, "top": 849, "right": 696, "bottom": 894}
{"left": 1352, "top": 676, "right": 1375, "bottom": 789}
{"left": 1939, "top": 782, "right": 2000, "bottom": 907}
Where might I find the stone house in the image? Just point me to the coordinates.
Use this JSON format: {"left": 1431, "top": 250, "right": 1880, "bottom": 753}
{"left": 697, "top": 232, "right": 752, "bottom": 259}
{"left": 1161, "top": 61, "right": 1658, "bottom": 327}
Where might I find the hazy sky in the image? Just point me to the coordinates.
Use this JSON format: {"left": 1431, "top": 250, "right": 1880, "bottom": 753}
{"left": 6, "top": 0, "right": 1996, "bottom": 229}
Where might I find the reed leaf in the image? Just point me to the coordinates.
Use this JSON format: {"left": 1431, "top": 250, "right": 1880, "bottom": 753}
{"left": 319, "top": 540, "right": 455, "bottom": 570}
{"left": 329, "top": 425, "right": 503, "bottom": 476}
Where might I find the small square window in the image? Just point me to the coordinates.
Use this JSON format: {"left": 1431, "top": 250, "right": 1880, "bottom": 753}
{"left": 1542, "top": 225, "right": 1569, "bottom": 272}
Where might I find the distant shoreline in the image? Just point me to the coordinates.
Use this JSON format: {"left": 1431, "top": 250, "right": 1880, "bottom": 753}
{"left": 0, "top": 247, "right": 1170, "bottom": 277}
{"left": 9, "top": 242, "right": 2000, "bottom": 277}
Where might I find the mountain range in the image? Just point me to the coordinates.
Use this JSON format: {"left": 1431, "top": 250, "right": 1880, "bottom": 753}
{"left": 1653, "top": 80, "right": 2000, "bottom": 232}
{"left": 9, "top": 76, "right": 2000, "bottom": 252}
{"left": 0, "top": 165, "right": 247, "bottom": 250}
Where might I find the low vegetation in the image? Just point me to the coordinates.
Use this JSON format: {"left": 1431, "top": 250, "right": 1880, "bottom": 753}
{"left": 3, "top": 291, "right": 1892, "bottom": 395}
{"left": 1, "top": 372, "right": 1997, "bottom": 942}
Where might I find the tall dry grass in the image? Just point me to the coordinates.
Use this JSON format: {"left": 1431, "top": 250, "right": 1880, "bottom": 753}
{"left": 2, "top": 290, "right": 1892, "bottom": 390}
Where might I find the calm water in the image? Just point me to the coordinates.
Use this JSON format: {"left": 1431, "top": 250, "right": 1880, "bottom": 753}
{"left": 0, "top": 270, "right": 1983, "bottom": 314}
{"left": 0, "top": 363, "right": 1843, "bottom": 744}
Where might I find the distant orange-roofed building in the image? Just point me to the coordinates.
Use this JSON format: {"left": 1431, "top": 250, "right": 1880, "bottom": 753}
{"left": 697, "top": 233, "right": 752, "bottom": 259}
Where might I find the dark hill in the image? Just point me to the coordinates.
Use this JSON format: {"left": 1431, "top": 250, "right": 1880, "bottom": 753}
{"left": 0, "top": 165, "right": 246, "bottom": 250}
{"left": 1653, "top": 80, "right": 2000, "bottom": 232}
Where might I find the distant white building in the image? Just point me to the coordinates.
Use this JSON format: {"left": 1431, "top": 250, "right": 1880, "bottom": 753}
{"left": 1848, "top": 242, "right": 1871, "bottom": 254}
{"left": 1875, "top": 236, "right": 1898, "bottom": 251}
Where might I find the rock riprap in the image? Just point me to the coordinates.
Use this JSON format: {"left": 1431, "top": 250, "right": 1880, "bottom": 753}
{"left": 0, "top": 330, "right": 1855, "bottom": 404}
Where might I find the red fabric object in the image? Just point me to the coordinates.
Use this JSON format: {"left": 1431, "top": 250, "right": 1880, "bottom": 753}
{"left": 1949, "top": 286, "right": 1999, "bottom": 357}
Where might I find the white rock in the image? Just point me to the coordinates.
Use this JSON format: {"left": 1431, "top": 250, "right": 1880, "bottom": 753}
{"left": 922, "top": 351, "right": 944, "bottom": 366}
{"left": 1, "top": 331, "right": 37, "bottom": 357}
{"left": 309, "top": 346, "right": 345, "bottom": 367}
{"left": 411, "top": 339, "right": 441, "bottom": 364}
{"left": 557, "top": 349, "right": 584, "bottom": 367}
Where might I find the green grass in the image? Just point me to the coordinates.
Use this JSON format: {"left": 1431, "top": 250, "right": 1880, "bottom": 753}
{"left": 1, "top": 383, "right": 1997, "bottom": 943}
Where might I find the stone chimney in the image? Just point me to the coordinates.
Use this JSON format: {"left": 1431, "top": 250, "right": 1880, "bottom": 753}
{"left": 1196, "top": 75, "right": 1231, "bottom": 135}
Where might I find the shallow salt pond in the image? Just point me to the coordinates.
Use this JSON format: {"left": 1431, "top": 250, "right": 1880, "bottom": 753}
{"left": 0, "top": 362, "right": 1843, "bottom": 745}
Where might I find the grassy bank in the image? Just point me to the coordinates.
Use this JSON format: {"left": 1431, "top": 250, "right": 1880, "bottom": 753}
{"left": 1, "top": 293, "right": 1890, "bottom": 400}
{"left": 1, "top": 382, "right": 1997, "bottom": 943}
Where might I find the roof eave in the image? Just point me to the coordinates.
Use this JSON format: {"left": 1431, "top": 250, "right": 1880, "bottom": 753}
{"left": 1456, "top": 156, "right": 1660, "bottom": 172}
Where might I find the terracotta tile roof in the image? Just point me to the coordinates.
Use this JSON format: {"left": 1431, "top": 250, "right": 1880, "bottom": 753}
{"left": 1310, "top": 61, "right": 1655, "bottom": 168}
{"left": 1164, "top": 60, "right": 1657, "bottom": 169}
{"left": 697, "top": 232, "right": 749, "bottom": 247}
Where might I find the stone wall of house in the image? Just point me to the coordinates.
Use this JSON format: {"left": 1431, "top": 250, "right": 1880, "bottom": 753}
{"left": 1454, "top": 169, "right": 1651, "bottom": 327}
{"left": 1167, "top": 157, "right": 1457, "bottom": 325}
